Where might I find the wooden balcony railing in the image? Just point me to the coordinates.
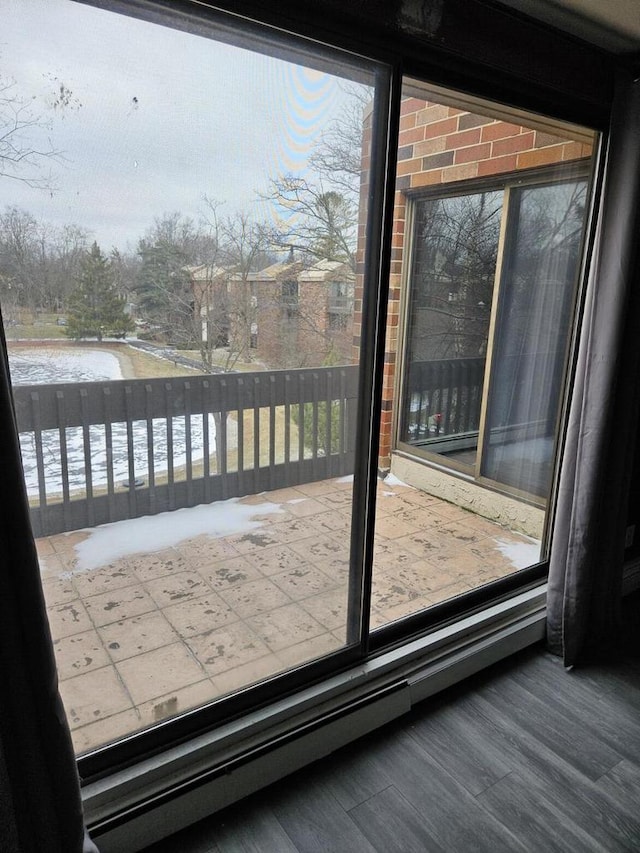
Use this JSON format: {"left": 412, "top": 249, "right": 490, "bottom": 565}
{"left": 14, "top": 365, "right": 358, "bottom": 537}
{"left": 400, "top": 357, "right": 485, "bottom": 443}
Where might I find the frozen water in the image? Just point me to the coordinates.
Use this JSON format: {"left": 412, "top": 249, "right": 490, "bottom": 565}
{"left": 8, "top": 347, "right": 124, "bottom": 384}
{"left": 17, "top": 414, "right": 231, "bottom": 496}
{"left": 8, "top": 346, "right": 232, "bottom": 497}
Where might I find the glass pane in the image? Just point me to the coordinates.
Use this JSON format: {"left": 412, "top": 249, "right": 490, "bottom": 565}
{"left": 369, "top": 82, "right": 596, "bottom": 631}
{"left": 399, "top": 190, "right": 503, "bottom": 466}
{"left": 481, "top": 179, "right": 588, "bottom": 496}
{"left": 1, "top": 0, "right": 377, "bottom": 754}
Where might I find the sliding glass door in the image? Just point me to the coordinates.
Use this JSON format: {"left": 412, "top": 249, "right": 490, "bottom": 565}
{"left": 368, "top": 82, "right": 596, "bottom": 632}
{"left": 0, "top": 1, "right": 600, "bottom": 772}
{"left": 398, "top": 169, "right": 590, "bottom": 502}
{"left": 1, "top": 0, "right": 382, "bottom": 758}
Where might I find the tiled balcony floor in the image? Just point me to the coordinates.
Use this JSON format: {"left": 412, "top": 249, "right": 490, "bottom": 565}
{"left": 36, "top": 477, "right": 540, "bottom": 755}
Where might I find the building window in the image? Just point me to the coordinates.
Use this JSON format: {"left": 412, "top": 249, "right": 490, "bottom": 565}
{"left": 281, "top": 279, "right": 299, "bottom": 317}
{"left": 328, "top": 280, "right": 354, "bottom": 313}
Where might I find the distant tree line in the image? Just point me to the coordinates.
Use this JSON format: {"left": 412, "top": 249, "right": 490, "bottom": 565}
{"left": 1, "top": 74, "right": 370, "bottom": 367}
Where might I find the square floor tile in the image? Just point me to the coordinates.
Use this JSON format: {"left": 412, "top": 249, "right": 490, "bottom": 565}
{"left": 178, "top": 535, "right": 241, "bottom": 566}
{"left": 298, "top": 586, "right": 349, "bottom": 631}
{"left": 53, "top": 628, "right": 112, "bottom": 679}
{"left": 267, "top": 517, "right": 320, "bottom": 544}
{"left": 373, "top": 515, "right": 423, "bottom": 540}
{"left": 40, "top": 574, "right": 78, "bottom": 607}
{"left": 116, "top": 642, "right": 207, "bottom": 705}
{"left": 59, "top": 664, "right": 132, "bottom": 728}
{"left": 424, "top": 548, "right": 492, "bottom": 577}
{"left": 223, "top": 529, "right": 283, "bottom": 554}
{"left": 71, "top": 709, "right": 141, "bottom": 755}
{"left": 316, "top": 490, "right": 353, "bottom": 511}
{"left": 374, "top": 595, "right": 435, "bottom": 627}
{"left": 370, "top": 575, "right": 421, "bottom": 611}
{"left": 144, "top": 570, "right": 210, "bottom": 608}
{"left": 83, "top": 584, "right": 156, "bottom": 627}
{"left": 246, "top": 603, "right": 326, "bottom": 652}
{"left": 128, "top": 547, "right": 192, "bottom": 582}
{"left": 99, "top": 611, "right": 179, "bottom": 662}
{"left": 276, "top": 632, "right": 343, "bottom": 668}
{"left": 37, "top": 552, "right": 70, "bottom": 579}
{"left": 198, "top": 556, "right": 264, "bottom": 590}
{"left": 248, "top": 544, "right": 308, "bottom": 577}
{"left": 310, "top": 510, "right": 352, "bottom": 534}
{"left": 288, "top": 533, "right": 349, "bottom": 564}
{"left": 47, "top": 599, "right": 93, "bottom": 639}
{"left": 295, "top": 480, "right": 343, "bottom": 497}
{"left": 187, "top": 622, "right": 271, "bottom": 676}
{"left": 219, "top": 578, "right": 292, "bottom": 619}
{"left": 212, "top": 654, "right": 284, "bottom": 697}
{"left": 163, "top": 592, "right": 238, "bottom": 638}
{"left": 72, "top": 563, "right": 138, "bottom": 598}
{"left": 270, "top": 564, "right": 338, "bottom": 601}
{"left": 284, "top": 497, "right": 331, "bottom": 518}
{"left": 434, "top": 519, "right": 482, "bottom": 544}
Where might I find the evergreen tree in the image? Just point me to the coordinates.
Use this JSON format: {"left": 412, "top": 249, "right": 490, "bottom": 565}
{"left": 134, "top": 238, "right": 193, "bottom": 340}
{"left": 65, "top": 242, "right": 133, "bottom": 341}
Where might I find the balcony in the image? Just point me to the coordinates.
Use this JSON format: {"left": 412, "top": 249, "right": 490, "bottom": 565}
{"left": 17, "top": 365, "right": 538, "bottom": 754}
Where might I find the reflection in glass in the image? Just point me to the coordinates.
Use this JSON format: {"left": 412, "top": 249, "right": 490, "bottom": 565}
{"left": 482, "top": 180, "right": 587, "bottom": 496}
{"left": 400, "top": 190, "right": 503, "bottom": 466}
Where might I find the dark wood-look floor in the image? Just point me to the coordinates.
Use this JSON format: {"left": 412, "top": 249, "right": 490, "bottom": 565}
{"left": 142, "top": 608, "right": 640, "bottom": 853}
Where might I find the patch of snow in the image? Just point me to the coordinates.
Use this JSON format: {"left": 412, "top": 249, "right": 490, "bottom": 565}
{"left": 71, "top": 498, "right": 286, "bottom": 571}
{"left": 287, "top": 498, "right": 308, "bottom": 504}
{"left": 382, "top": 490, "right": 396, "bottom": 497}
{"left": 384, "top": 473, "right": 409, "bottom": 488}
{"left": 336, "top": 474, "right": 353, "bottom": 483}
{"left": 494, "top": 538, "right": 541, "bottom": 569}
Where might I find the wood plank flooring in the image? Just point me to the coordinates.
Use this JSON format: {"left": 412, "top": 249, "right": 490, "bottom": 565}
{"left": 142, "top": 623, "right": 640, "bottom": 852}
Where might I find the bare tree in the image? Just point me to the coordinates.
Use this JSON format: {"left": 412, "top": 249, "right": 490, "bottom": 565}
{"left": 308, "top": 81, "right": 371, "bottom": 195}
{"left": 198, "top": 205, "right": 274, "bottom": 372}
{"left": 263, "top": 180, "right": 356, "bottom": 269}
{"left": 0, "top": 70, "right": 79, "bottom": 190}
{"left": 262, "top": 82, "right": 370, "bottom": 272}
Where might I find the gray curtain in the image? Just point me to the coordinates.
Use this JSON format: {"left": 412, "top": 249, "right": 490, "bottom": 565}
{"left": 547, "top": 68, "right": 640, "bottom": 666}
{"left": 0, "top": 321, "right": 98, "bottom": 852}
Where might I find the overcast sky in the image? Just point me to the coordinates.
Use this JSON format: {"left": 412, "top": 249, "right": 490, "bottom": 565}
{"left": 1, "top": 0, "right": 372, "bottom": 253}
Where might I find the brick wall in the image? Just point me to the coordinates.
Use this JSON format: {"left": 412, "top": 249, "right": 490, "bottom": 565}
{"left": 354, "top": 97, "right": 593, "bottom": 470}
{"left": 254, "top": 265, "right": 353, "bottom": 368}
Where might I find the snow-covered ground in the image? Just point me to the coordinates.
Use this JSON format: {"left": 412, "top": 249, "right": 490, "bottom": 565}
{"left": 8, "top": 346, "right": 232, "bottom": 497}
{"left": 72, "top": 497, "right": 286, "bottom": 571}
